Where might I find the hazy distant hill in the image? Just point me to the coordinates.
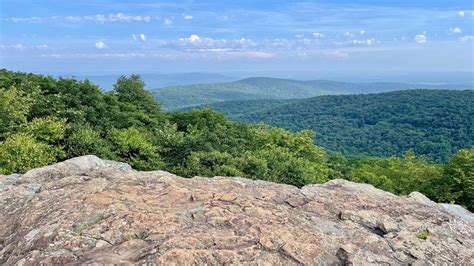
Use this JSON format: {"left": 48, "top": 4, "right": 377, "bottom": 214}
{"left": 73, "top": 73, "right": 239, "bottom": 91}
{"left": 152, "top": 77, "right": 336, "bottom": 110}
{"left": 154, "top": 77, "right": 473, "bottom": 110}
{"left": 187, "top": 90, "right": 474, "bottom": 162}
{"left": 304, "top": 80, "right": 472, "bottom": 94}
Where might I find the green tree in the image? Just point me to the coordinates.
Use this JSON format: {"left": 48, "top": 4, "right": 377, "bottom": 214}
{"left": 350, "top": 150, "right": 443, "bottom": 195}
{"left": 113, "top": 75, "right": 160, "bottom": 114}
{"left": 0, "top": 86, "right": 35, "bottom": 138}
{"left": 64, "top": 124, "right": 111, "bottom": 158}
{"left": 24, "top": 117, "right": 68, "bottom": 144}
{"left": 185, "top": 150, "right": 244, "bottom": 177}
{"left": 430, "top": 147, "right": 474, "bottom": 210}
{"left": 0, "top": 133, "right": 56, "bottom": 174}
{"left": 108, "top": 127, "right": 163, "bottom": 170}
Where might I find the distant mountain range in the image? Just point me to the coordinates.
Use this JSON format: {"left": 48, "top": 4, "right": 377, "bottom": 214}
{"left": 70, "top": 73, "right": 239, "bottom": 91}
{"left": 153, "top": 77, "right": 473, "bottom": 110}
{"left": 184, "top": 90, "right": 474, "bottom": 162}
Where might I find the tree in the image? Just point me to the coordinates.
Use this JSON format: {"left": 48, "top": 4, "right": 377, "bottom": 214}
{"left": 430, "top": 147, "right": 474, "bottom": 210}
{"left": 0, "top": 133, "right": 56, "bottom": 174}
{"left": 64, "top": 124, "right": 111, "bottom": 158}
{"left": 185, "top": 150, "right": 244, "bottom": 177}
{"left": 113, "top": 75, "right": 160, "bottom": 114}
{"left": 24, "top": 117, "right": 68, "bottom": 144}
{"left": 108, "top": 127, "right": 163, "bottom": 170}
{"left": 350, "top": 150, "right": 443, "bottom": 195}
{"left": 0, "top": 86, "right": 35, "bottom": 139}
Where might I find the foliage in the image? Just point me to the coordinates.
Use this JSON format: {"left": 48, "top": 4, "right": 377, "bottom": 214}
{"left": 64, "top": 124, "right": 110, "bottom": 158}
{"left": 24, "top": 117, "right": 68, "bottom": 144}
{"left": 416, "top": 230, "right": 431, "bottom": 240}
{"left": 201, "top": 90, "right": 474, "bottom": 162}
{"left": 0, "top": 133, "right": 56, "bottom": 174}
{"left": 349, "top": 151, "right": 443, "bottom": 195}
{"left": 113, "top": 74, "right": 160, "bottom": 114}
{"left": 427, "top": 147, "right": 474, "bottom": 210}
{"left": 152, "top": 77, "right": 335, "bottom": 110}
{"left": 154, "top": 77, "right": 471, "bottom": 111}
{"left": 0, "top": 86, "right": 36, "bottom": 139}
{"left": 108, "top": 127, "right": 163, "bottom": 170}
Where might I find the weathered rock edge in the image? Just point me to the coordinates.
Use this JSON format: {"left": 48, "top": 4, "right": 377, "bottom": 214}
{"left": 0, "top": 155, "right": 473, "bottom": 265}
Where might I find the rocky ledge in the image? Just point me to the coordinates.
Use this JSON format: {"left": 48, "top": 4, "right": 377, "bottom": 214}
{"left": 0, "top": 156, "right": 473, "bottom": 265}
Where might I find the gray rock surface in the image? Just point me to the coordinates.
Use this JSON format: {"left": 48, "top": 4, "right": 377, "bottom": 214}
{"left": 0, "top": 156, "right": 472, "bottom": 265}
{"left": 440, "top": 203, "right": 474, "bottom": 222}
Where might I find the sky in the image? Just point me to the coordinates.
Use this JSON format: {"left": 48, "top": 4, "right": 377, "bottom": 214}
{"left": 0, "top": 0, "right": 473, "bottom": 75}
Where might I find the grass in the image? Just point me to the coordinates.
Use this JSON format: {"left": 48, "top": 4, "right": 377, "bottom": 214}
{"left": 416, "top": 230, "right": 431, "bottom": 240}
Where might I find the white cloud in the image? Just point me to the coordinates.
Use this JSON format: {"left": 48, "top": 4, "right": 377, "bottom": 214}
{"left": 38, "top": 50, "right": 273, "bottom": 60}
{"left": 459, "top": 11, "right": 465, "bottom": 17}
{"left": 93, "top": 13, "right": 151, "bottom": 23}
{"left": 312, "top": 32, "right": 325, "bottom": 38}
{"left": 64, "top": 16, "right": 82, "bottom": 22}
{"left": 414, "top": 34, "right": 427, "bottom": 44}
{"left": 449, "top": 27, "right": 462, "bottom": 34}
{"left": 139, "top": 33, "right": 146, "bottom": 42}
{"left": 460, "top": 35, "right": 474, "bottom": 42}
{"left": 183, "top": 34, "right": 200, "bottom": 43}
{"left": 164, "top": 18, "right": 173, "bottom": 25}
{"left": 12, "top": 13, "right": 154, "bottom": 24}
{"left": 95, "top": 41, "right": 107, "bottom": 49}
{"left": 360, "top": 30, "right": 365, "bottom": 35}
{"left": 1, "top": 44, "right": 49, "bottom": 50}
{"left": 169, "top": 35, "right": 259, "bottom": 54}
{"left": 183, "top": 15, "right": 193, "bottom": 20}
{"left": 9, "top": 17, "right": 42, "bottom": 23}
{"left": 344, "top": 32, "right": 355, "bottom": 38}
{"left": 132, "top": 34, "right": 137, "bottom": 41}
{"left": 12, "top": 44, "right": 25, "bottom": 50}
{"left": 352, "top": 38, "right": 376, "bottom": 45}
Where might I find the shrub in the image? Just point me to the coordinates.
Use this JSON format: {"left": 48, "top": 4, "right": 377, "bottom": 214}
{"left": 108, "top": 127, "right": 163, "bottom": 170}
{"left": 0, "top": 133, "right": 56, "bottom": 174}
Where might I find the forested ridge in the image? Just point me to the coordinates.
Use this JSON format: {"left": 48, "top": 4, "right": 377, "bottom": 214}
{"left": 152, "top": 77, "right": 335, "bottom": 110}
{"left": 0, "top": 69, "right": 472, "bottom": 211}
{"left": 193, "top": 90, "right": 474, "bottom": 163}
{"left": 154, "top": 77, "right": 473, "bottom": 110}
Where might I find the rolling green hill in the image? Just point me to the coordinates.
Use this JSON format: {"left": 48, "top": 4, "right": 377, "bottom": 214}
{"left": 186, "top": 90, "right": 474, "bottom": 162}
{"left": 152, "top": 77, "right": 336, "bottom": 110}
{"left": 153, "top": 77, "right": 472, "bottom": 110}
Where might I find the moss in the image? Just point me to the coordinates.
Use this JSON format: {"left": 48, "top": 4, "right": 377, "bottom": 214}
{"left": 416, "top": 230, "right": 431, "bottom": 240}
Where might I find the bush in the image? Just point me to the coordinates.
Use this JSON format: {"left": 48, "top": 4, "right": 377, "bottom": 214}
{"left": 0, "top": 133, "right": 56, "bottom": 174}
{"left": 0, "top": 86, "right": 35, "bottom": 138}
{"left": 428, "top": 147, "right": 474, "bottom": 211}
{"left": 64, "top": 125, "right": 111, "bottom": 158}
{"left": 350, "top": 151, "right": 443, "bottom": 195}
{"left": 24, "top": 117, "right": 68, "bottom": 144}
{"left": 108, "top": 127, "right": 163, "bottom": 170}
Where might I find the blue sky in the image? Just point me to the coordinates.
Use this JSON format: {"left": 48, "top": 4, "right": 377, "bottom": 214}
{"left": 0, "top": 0, "right": 473, "bottom": 74}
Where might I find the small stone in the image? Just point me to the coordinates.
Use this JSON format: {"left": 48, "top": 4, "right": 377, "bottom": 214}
{"left": 286, "top": 195, "right": 307, "bottom": 207}
{"left": 378, "top": 220, "right": 399, "bottom": 233}
{"left": 95, "top": 240, "right": 110, "bottom": 248}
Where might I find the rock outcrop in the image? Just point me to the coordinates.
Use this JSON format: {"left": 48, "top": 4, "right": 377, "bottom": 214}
{"left": 1, "top": 156, "right": 473, "bottom": 264}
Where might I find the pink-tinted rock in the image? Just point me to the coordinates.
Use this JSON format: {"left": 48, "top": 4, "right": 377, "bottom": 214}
{"left": 0, "top": 156, "right": 472, "bottom": 264}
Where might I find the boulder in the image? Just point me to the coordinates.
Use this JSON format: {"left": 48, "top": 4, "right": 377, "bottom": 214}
{"left": 0, "top": 156, "right": 472, "bottom": 264}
